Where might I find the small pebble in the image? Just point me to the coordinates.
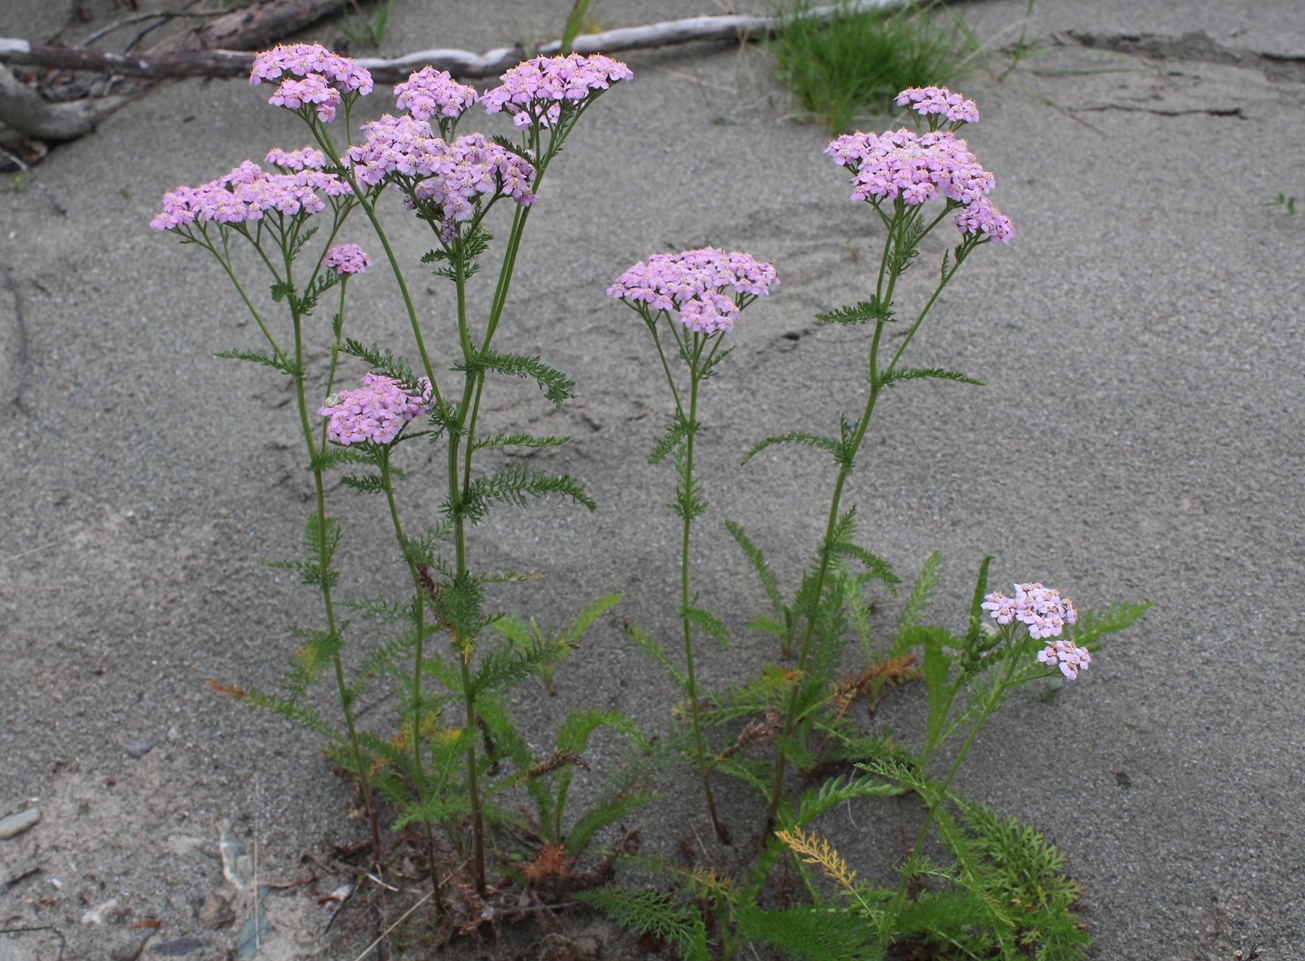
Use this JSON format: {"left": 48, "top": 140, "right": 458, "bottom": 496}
{"left": 127, "top": 737, "right": 157, "bottom": 760}
{"left": 0, "top": 808, "right": 40, "bottom": 840}
{"left": 197, "top": 890, "right": 235, "bottom": 930}
{"left": 110, "top": 932, "right": 153, "bottom": 961}
{"left": 148, "top": 936, "right": 210, "bottom": 958}
{"left": 218, "top": 822, "right": 252, "bottom": 890}
{"left": 82, "top": 896, "right": 119, "bottom": 924}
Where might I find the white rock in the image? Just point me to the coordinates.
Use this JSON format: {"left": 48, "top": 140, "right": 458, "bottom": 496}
{"left": 0, "top": 808, "right": 40, "bottom": 840}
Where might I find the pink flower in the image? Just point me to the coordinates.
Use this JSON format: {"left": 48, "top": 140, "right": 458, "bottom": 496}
{"left": 1037, "top": 639, "right": 1091, "bottom": 680}
{"left": 482, "top": 53, "right": 632, "bottom": 128}
{"left": 607, "top": 247, "right": 777, "bottom": 335}
{"left": 250, "top": 44, "right": 372, "bottom": 122}
{"left": 150, "top": 161, "right": 349, "bottom": 231}
{"left": 318, "top": 373, "right": 432, "bottom": 446}
{"left": 982, "top": 582, "right": 1079, "bottom": 640}
{"left": 344, "top": 121, "right": 536, "bottom": 237}
{"left": 265, "top": 146, "right": 328, "bottom": 171}
{"left": 895, "top": 86, "right": 980, "bottom": 126}
{"left": 954, "top": 196, "right": 1015, "bottom": 243}
{"left": 826, "top": 104, "right": 1014, "bottom": 242}
{"left": 395, "top": 67, "right": 478, "bottom": 122}
{"left": 322, "top": 244, "right": 371, "bottom": 275}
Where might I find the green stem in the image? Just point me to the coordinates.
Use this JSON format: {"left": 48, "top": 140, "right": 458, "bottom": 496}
{"left": 679, "top": 333, "right": 726, "bottom": 843}
{"left": 282, "top": 249, "right": 381, "bottom": 866}
{"left": 375, "top": 446, "right": 443, "bottom": 908}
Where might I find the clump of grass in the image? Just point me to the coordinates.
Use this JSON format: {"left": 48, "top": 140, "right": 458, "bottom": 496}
{"left": 768, "top": 0, "right": 970, "bottom": 134}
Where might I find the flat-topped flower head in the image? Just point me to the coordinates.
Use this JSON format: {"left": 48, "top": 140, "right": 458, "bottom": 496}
{"left": 395, "top": 67, "right": 479, "bottom": 124}
{"left": 954, "top": 196, "right": 1014, "bottom": 244}
{"left": 250, "top": 43, "right": 372, "bottom": 122}
{"left": 827, "top": 113, "right": 1013, "bottom": 241}
{"left": 265, "top": 147, "right": 328, "bottom": 171}
{"left": 322, "top": 244, "right": 371, "bottom": 275}
{"left": 318, "top": 373, "right": 432, "bottom": 446}
{"left": 895, "top": 86, "right": 979, "bottom": 128}
{"left": 483, "top": 53, "right": 632, "bottom": 129}
{"left": 982, "top": 582, "right": 1078, "bottom": 640}
{"left": 827, "top": 128, "right": 995, "bottom": 207}
{"left": 345, "top": 120, "right": 536, "bottom": 237}
{"left": 150, "top": 161, "right": 349, "bottom": 230}
{"left": 1037, "top": 639, "right": 1092, "bottom": 680}
{"left": 607, "top": 247, "right": 778, "bottom": 335}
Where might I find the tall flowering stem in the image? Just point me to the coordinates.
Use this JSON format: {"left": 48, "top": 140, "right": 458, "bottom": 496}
{"left": 752, "top": 87, "right": 1015, "bottom": 830}
{"left": 320, "top": 52, "right": 628, "bottom": 891}
{"left": 610, "top": 247, "right": 778, "bottom": 844}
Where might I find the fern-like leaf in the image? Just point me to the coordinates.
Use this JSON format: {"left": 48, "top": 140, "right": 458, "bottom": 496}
{"left": 726, "top": 520, "right": 784, "bottom": 618}
{"left": 736, "top": 902, "right": 885, "bottom": 961}
{"left": 458, "top": 348, "right": 575, "bottom": 407}
{"left": 816, "top": 296, "right": 894, "bottom": 326}
{"left": 742, "top": 430, "right": 842, "bottom": 466}
{"left": 881, "top": 366, "right": 984, "bottom": 388}
{"left": 213, "top": 348, "right": 299, "bottom": 377}
{"left": 576, "top": 888, "right": 708, "bottom": 961}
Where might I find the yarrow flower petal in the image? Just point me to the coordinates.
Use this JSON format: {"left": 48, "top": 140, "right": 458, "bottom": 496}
{"left": 607, "top": 247, "right": 777, "bottom": 334}
{"left": 322, "top": 243, "right": 372, "bottom": 275}
{"left": 318, "top": 373, "right": 432, "bottom": 446}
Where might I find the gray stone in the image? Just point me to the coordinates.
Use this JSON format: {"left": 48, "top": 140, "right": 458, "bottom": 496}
{"left": 197, "top": 890, "right": 236, "bottom": 930}
{"left": 126, "top": 737, "right": 157, "bottom": 759}
{"left": 148, "top": 937, "right": 210, "bottom": 957}
{"left": 110, "top": 932, "right": 153, "bottom": 961}
{"left": 0, "top": 808, "right": 40, "bottom": 840}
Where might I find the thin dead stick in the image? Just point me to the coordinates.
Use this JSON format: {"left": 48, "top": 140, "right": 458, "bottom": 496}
{"left": 349, "top": 889, "right": 434, "bottom": 961}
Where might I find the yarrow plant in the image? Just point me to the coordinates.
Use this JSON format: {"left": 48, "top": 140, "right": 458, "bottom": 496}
{"left": 608, "top": 246, "right": 778, "bottom": 843}
{"left": 155, "top": 60, "right": 1146, "bottom": 958}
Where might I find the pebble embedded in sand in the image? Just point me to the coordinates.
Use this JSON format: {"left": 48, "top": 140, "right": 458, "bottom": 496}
{"left": 0, "top": 808, "right": 40, "bottom": 840}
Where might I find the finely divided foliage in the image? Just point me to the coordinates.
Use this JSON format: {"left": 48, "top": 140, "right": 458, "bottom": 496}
{"left": 155, "top": 51, "right": 1144, "bottom": 960}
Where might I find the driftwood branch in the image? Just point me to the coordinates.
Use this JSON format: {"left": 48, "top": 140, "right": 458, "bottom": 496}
{"left": 0, "top": 0, "right": 367, "bottom": 140}
{"left": 0, "top": 0, "right": 907, "bottom": 141}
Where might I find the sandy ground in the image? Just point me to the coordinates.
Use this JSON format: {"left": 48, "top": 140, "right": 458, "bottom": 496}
{"left": 1, "top": 0, "right": 1303, "bottom": 958}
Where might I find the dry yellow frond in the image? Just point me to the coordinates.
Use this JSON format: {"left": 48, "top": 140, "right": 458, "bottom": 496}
{"left": 775, "top": 827, "right": 857, "bottom": 892}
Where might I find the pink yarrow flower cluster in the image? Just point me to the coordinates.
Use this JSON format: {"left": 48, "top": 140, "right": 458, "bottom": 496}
{"left": 981, "top": 582, "right": 1078, "bottom": 639}
{"left": 150, "top": 161, "right": 350, "bottom": 231}
{"left": 265, "top": 147, "right": 328, "bottom": 171}
{"left": 395, "top": 67, "right": 479, "bottom": 122}
{"left": 318, "top": 374, "right": 432, "bottom": 446}
{"left": 322, "top": 243, "right": 371, "bottom": 275}
{"left": 482, "top": 53, "right": 633, "bottom": 129}
{"left": 250, "top": 43, "right": 373, "bottom": 122}
{"left": 607, "top": 247, "right": 778, "bottom": 335}
{"left": 826, "top": 87, "right": 1013, "bottom": 243}
{"left": 346, "top": 118, "right": 536, "bottom": 234}
{"left": 982, "top": 582, "right": 1089, "bottom": 679}
{"left": 1037, "top": 639, "right": 1091, "bottom": 680}
{"left": 895, "top": 86, "right": 980, "bottom": 126}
